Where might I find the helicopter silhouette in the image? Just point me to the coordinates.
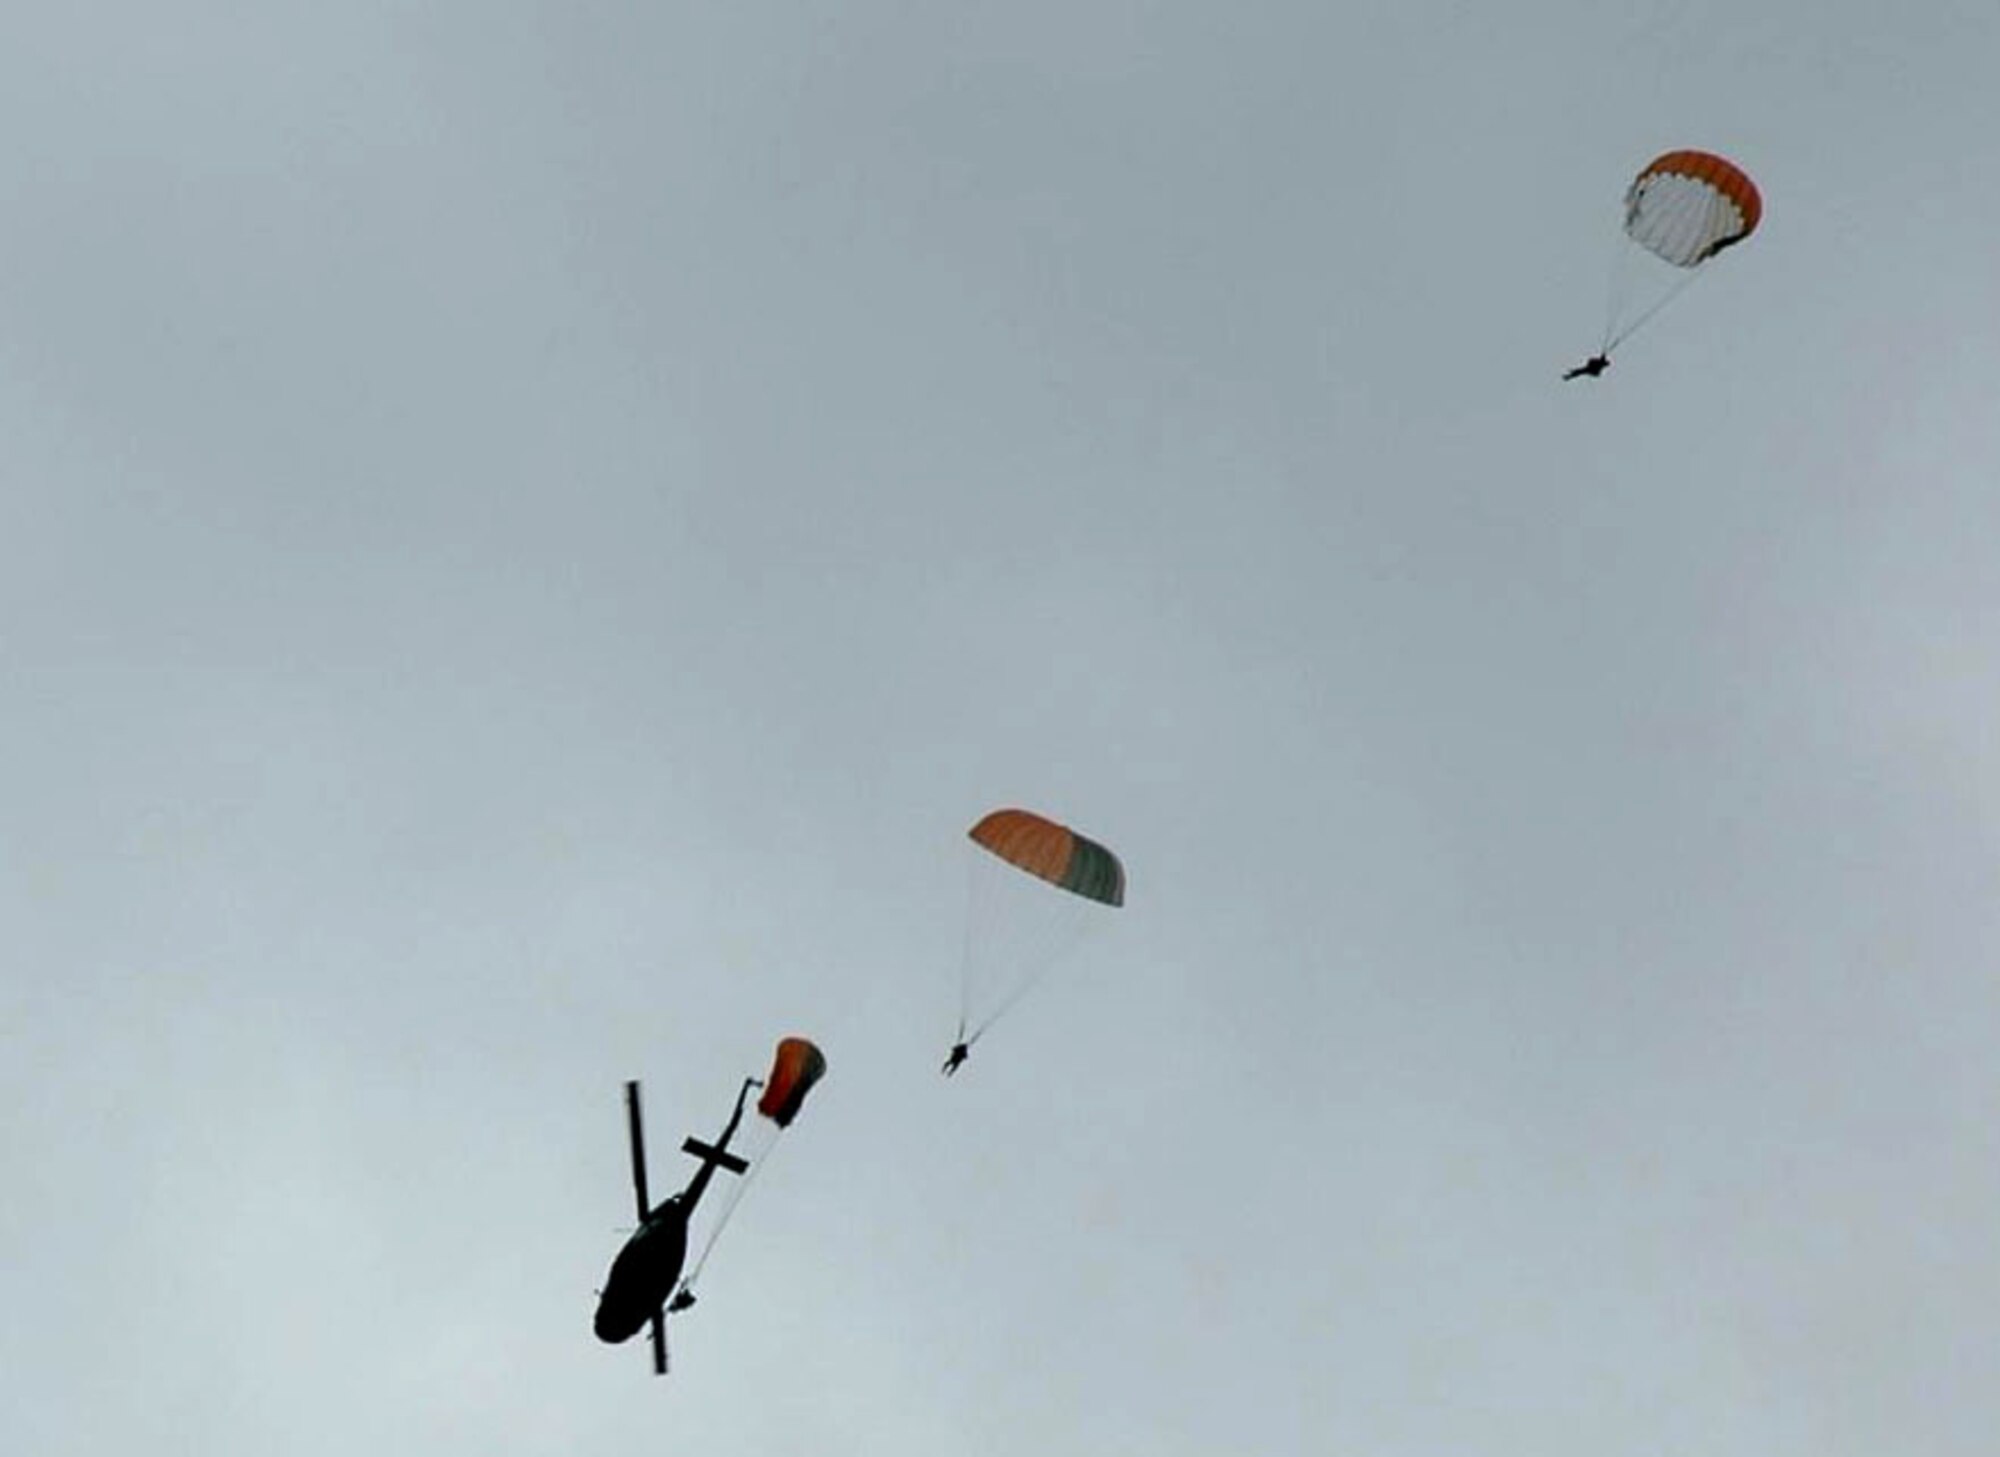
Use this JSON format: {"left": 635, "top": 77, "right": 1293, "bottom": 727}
{"left": 592, "top": 1076, "right": 758, "bottom": 1374}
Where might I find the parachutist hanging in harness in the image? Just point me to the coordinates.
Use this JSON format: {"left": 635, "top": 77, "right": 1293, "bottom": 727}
{"left": 1563, "top": 353, "right": 1611, "bottom": 380}
{"left": 941, "top": 1040, "right": 970, "bottom": 1076}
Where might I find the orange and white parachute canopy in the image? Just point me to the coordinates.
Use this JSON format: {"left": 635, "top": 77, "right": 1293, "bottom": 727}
{"left": 1624, "top": 150, "right": 1762, "bottom": 268}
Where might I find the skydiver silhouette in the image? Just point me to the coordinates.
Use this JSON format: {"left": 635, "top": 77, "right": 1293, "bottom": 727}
{"left": 941, "top": 1041, "right": 970, "bottom": 1077}
{"left": 1563, "top": 353, "right": 1611, "bottom": 381}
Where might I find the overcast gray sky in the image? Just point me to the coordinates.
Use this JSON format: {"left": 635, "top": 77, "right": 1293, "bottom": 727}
{"left": 6, "top": 3, "right": 1999, "bottom": 1453}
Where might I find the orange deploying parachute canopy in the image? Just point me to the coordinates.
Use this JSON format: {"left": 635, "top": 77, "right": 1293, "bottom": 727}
{"left": 674, "top": 1035, "right": 826, "bottom": 1305}
{"left": 757, "top": 1037, "right": 826, "bottom": 1128}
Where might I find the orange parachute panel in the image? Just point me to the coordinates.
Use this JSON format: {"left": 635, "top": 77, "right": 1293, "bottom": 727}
{"left": 757, "top": 1037, "right": 826, "bottom": 1128}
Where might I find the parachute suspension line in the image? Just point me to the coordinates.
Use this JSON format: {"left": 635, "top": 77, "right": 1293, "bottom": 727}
{"left": 957, "top": 851, "right": 1104, "bottom": 1046}
{"left": 956, "top": 852, "right": 980, "bottom": 1043}
{"left": 963, "top": 947, "right": 1058, "bottom": 1044}
{"left": 678, "top": 1135, "right": 781, "bottom": 1299}
{"left": 1604, "top": 264, "right": 1705, "bottom": 353}
{"left": 1601, "top": 224, "right": 1637, "bottom": 354}
{"left": 962, "top": 959, "right": 1059, "bottom": 1045}
{"left": 961, "top": 893, "right": 1098, "bottom": 1045}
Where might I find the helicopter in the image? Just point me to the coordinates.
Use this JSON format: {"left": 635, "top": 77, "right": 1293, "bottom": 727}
{"left": 592, "top": 1076, "right": 757, "bottom": 1375}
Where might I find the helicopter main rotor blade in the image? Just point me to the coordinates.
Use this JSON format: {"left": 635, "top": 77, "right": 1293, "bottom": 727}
{"left": 624, "top": 1081, "right": 651, "bottom": 1223}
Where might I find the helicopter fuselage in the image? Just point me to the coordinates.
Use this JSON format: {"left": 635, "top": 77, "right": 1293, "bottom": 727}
{"left": 593, "top": 1201, "right": 690, "bottom": 1344}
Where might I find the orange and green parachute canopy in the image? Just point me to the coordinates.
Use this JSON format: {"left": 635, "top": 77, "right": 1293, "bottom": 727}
{"left": 968, "top": 808, "right": 1125, "bottom": 908}
{"left": 757, "top": 1037, "right": 826, "bottom": 1128}
{"left": 1624, "top": 150, "right": 1762, "bottom": 268}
